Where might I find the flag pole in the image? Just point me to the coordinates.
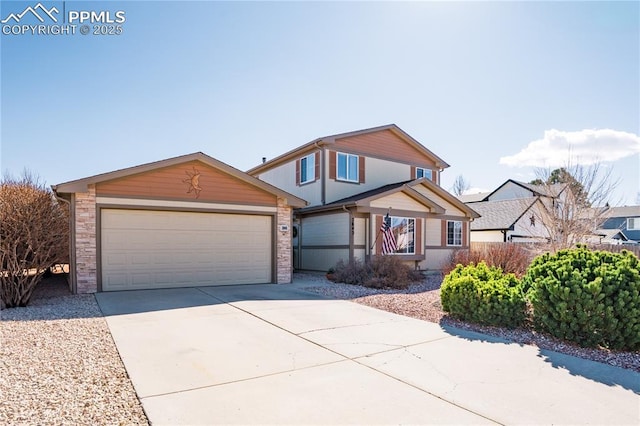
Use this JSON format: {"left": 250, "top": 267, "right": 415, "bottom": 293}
{"left": 369, "top": 208, "right": 392, "bottom": 251}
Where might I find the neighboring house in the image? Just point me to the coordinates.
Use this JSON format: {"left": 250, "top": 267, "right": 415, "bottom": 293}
{"left": 466, "top": 198, "right": 550, "bottom": 243}
{"left": 460, "top": 179, "right": 568, "bottom": 243}
{"left": 597, "top": 205, "right": 640, "bottom": 243}
{"left": 53, "top": 153, "right": 306, "bottom": 294}
{"left": 590, "top": 228, "right": 631, "bottom": 245}
{"left": 482, "top": 179, "right": 567, "bottom": 202}
{"left": 248, "top": 124, "right": 479, "bottom": 271}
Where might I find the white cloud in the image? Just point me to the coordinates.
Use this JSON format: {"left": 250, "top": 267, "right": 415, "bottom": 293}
{"left": 500, "top": 129, "right": 640, "bottom": 168}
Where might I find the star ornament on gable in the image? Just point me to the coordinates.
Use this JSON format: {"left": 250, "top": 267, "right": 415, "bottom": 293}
{"left": 183, "top": 167, "right": 203, "bottom": 198}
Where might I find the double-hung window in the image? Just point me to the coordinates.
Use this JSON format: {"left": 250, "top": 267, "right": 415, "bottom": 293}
{"left": 337, "top": 152, "right": 359, "bottom": 182}
{"left": 416, "top": 167, "right": 432, "bottom": 180}
{"left": 628, "top": 218, "right": 640, "bottom": 230}
{"left": 447, "top": 220, "right": 462, "bottom": 246}
{"left": 391, "top": 217, "right": 415, "bottom": 254}
{"left": 300, "top": 154, "right": 315, "bottom": 184}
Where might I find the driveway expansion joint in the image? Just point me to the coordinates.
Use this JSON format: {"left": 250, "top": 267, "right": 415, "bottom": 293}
{"left": 138, "top": 359, "right": 351, "bottom": 400}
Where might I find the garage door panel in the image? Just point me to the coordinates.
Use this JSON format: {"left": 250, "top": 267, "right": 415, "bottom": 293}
{"left": 101, "top": 210, "right": 272, "bottom": 291}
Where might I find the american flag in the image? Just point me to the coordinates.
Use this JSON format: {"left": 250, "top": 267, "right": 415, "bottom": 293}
{"left": 380, "top": 214, "right": 397, "bottom": 255}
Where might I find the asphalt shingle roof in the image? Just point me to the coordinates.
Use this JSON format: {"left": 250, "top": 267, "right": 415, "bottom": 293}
{"left": 469, "top": 198, "right": 538, "bottom": 230}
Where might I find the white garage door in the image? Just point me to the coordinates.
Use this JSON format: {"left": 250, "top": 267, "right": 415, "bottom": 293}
{"left": 101, "top": 209, "right": 272, "bottom": 291}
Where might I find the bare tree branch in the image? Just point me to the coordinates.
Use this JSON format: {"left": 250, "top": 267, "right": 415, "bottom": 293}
{"left": 1, "top": 171, "right": 69, "bottom": 308}
{"left": 451, "top": 175, "right": 470, "bottom": 196}
{"left": 529, "top": 160, "right": 620, "bottom": 251}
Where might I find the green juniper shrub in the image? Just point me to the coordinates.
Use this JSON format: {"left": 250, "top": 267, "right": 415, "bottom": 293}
{"left": 523, "top": 246, "right": 640, "bottom": 351}
{"left": 440, "top": 262, "right": 526, "bottom": 328}
{"left": 331, "top": 256, "right": 422, "bottom": 290}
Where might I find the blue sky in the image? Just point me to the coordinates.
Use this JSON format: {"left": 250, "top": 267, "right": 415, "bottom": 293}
{"left": 2, "top": 1, "right": 639, "bottom": 204}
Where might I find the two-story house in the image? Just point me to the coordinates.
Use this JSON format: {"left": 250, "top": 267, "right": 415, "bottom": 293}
{"left": 459, "top": 180, "right": 566, "bottom": 243}
{"left": 248, "top": 124, "right": 479, "bottom": 272}
{"left": 595, "top": 205, "right": 640, "bottom": 243}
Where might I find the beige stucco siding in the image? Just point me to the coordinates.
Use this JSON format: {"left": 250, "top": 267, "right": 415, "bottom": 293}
{"left": 325, "top": 157, "right": 409, "bottom": 204}
{"left": 424, "top": 219, "right": 442, "bottom": 246}
{"left": 419, "top": 249, "right": 452, "bottom": 270}
{"left": 370, "top": 192, "right": 430, "bottom": 212}
{"left": 412, "top": 186, "right": 466, "bottom": 216}
{"left": 257, "top": 159, "right": 322, "bottom": 206}
{"left": 353, "top": 217, "right": 366, "bottom": 246}
{"left": 300, "top": 248, "right": 349, "bottom": 271}
{"left": 300, "top": 213, "right": 349, "bottom": 246}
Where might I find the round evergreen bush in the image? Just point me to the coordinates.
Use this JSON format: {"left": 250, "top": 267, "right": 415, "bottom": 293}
{"left": 523, "top": 246, "right": 640, "bottom": 350}
{"left": 441, "top": 262, "right": 526, "bottom": 328}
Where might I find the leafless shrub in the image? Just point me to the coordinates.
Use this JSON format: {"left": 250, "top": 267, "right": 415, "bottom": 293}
{"left": 1, "top": 171, "right": 69, "bottom": 308}
{"left": 332, "top": 256, "right": 422, "bottom": 290}
{"left": 443, "top": 243, "right": 534, "bottom": 277}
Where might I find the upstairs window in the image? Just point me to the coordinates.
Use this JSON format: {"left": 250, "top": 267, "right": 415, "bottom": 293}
{"left": 300, "top": 154, "right": 315, "bottom": 184}
{"left": 447, "top": 220, "right": 462, "bottom": 246}
{"left": 337, "top": 152, "right": 359, "bottom": 182}
{"left": 628, "top": 218, "right": 639, "bottom": 230}
{"left": 416, "top": 167, "right": 432, "bottom": 180}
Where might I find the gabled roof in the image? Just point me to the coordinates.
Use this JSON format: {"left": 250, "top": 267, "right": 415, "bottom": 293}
{"left": 484, "top": 179, "right": 566, "bottom": 201}
{"left": 52, "top": 152, "right": 307, "bottom": 207}
{"left": 594, "top": 228, "right": 629, "bottom": 241}
{"left": 469, "top": 197, "right": 539, "bottom": 231}
{"left": 602, "top": 205, "right": 640, "bottom": 218}
{"left": 247, "top": 124, "right": 450, "bottom": 175}
{"left": 298, "top": 178, "right": 480, "bottom": 219}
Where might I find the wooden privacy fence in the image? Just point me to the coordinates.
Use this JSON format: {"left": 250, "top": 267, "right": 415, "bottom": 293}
{"left": 469, "top": 241, "right": 640, "bottom": 259}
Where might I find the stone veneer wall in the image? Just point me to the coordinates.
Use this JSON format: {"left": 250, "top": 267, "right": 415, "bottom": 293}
{"left": 74, "top": 185, "right": 97, "bottom": 293}
{"left": 276, "top": 197, "right": 293, "bottom": 283}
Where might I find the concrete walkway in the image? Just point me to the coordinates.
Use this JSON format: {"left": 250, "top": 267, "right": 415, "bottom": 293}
{"left": 96, "top": 283, "right": 640, "bottom": 425}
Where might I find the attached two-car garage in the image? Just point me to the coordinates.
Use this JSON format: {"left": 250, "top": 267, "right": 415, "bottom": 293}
{"left": 101, "top": 209, "right": 273, "bottom": 291}
{"left": 52, "top": 152, "right": 306, "bottom": 294}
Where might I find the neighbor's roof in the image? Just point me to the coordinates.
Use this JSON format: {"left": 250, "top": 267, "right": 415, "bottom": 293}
{"left": 457, "top": 192, "right": 491, "bottom": 203}
{"left": 52, "top": 152, "right": 307, "bottom": 208}
{"left": 594, "top": 228, "right": 629, "bottom": 241}
{"left": 469, "top": 197, "right": 539, "bottom": 231}
{"left": 483, "top": 179, "right": 567, "bottom": 201}
{"left": 298, "top": 177, "right": 480, "bottom": 219}
{"left": 247, "top": 124, "right": 450, "bottom": 175}
{"left": 603, "top": 205, "right": 640, "bottom": 218}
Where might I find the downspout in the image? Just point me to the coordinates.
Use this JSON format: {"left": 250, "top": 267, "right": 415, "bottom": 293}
{"left": 52, "top": 188, "right": 76, "bottom": 294}
{"left": 314, "top": 141, "right": 326, "bottom": 205}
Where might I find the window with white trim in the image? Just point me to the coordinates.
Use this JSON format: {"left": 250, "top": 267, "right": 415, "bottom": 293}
{"left": 447, "top": 220, "right": 462, "bottom": 246}
{"left": 337, "top": 152, "right": 359, "bottom": 182}
{"left": 300, "top": 153, "right": 315, "bottom": 184}
{"left": 416, "top": 167, "right": 432, "bottom": 180}
{"left": 628, "top": 218, "right": 640, "bottom": 230}
{"left": 391, "top": 217, "right": 415, "bottom": 254}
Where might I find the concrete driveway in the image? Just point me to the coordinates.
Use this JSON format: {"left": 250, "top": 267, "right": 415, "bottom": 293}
{"left": 96, "top": 283, "right": 640, "bottom": 425}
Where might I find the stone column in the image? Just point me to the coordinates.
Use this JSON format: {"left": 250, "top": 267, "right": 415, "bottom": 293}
{"left": 276, "top": 197, "right": 293, "bottom": 284}
{"left": 74, "top": 185, "right": 97, "bottom": 293}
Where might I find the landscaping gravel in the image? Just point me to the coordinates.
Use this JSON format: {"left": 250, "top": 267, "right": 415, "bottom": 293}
{"left": 0, "top": 276, "right": 148, "bottom": 426}
{"left": 2, "top": 272, "right": 637, "bottom": 426}
{"left": 295, "top": 272, "right": 640, "bottom": 373}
